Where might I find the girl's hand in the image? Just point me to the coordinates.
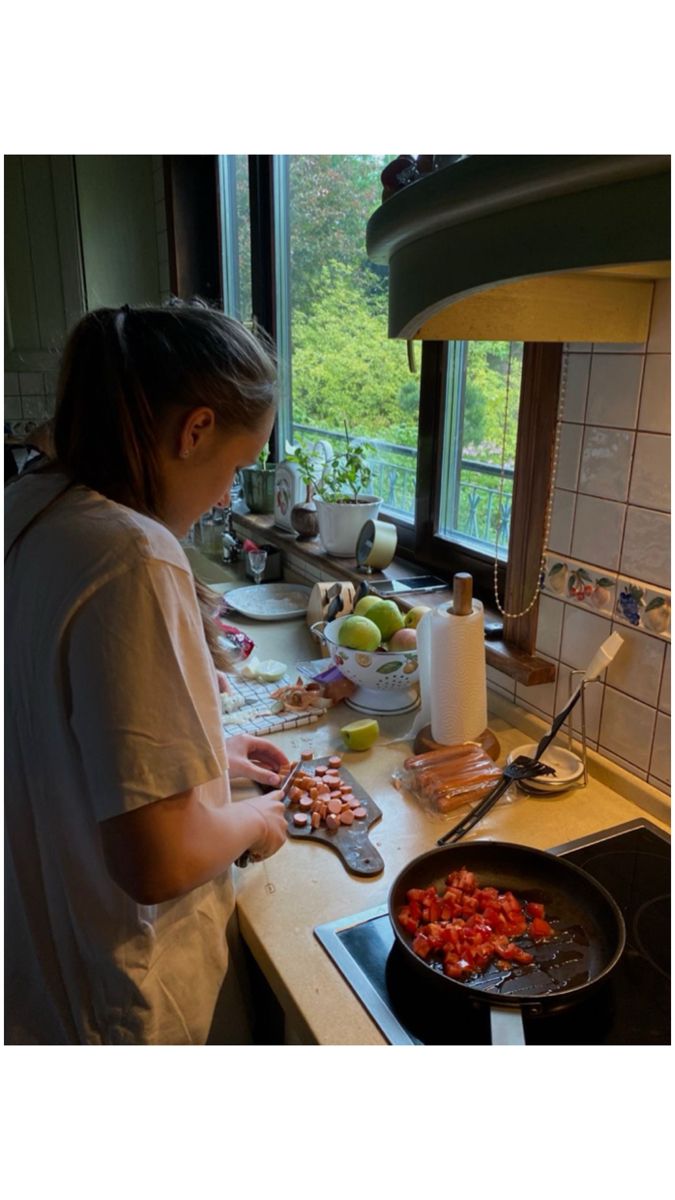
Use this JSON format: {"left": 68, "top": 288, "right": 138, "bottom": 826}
{"left": 216, "top": 670, "right": 230, "bottom": 694}
{"left": 243, "top": 792, "right": 288, "bottom": 860}
{"left": 225, "top": 734, "right": 290, "bottom": 788}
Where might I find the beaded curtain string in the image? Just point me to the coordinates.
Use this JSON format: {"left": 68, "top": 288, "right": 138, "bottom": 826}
{"left": 492, "top": 347, "right": 568, "bottom": 619}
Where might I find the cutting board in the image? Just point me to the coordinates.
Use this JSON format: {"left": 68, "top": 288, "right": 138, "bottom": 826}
{"left": 284, "top": 757, "right": 384, "bottom": 877}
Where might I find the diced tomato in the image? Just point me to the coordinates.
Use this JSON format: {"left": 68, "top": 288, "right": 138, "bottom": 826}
{"left": 399, "top": 867, "right": 555, "bottom": 981}
{"left": 528, "top": 917, "right": 554, "bottom": 940}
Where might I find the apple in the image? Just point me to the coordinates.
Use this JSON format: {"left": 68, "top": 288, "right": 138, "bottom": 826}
{"left": 366, "top": 598, "right": 404, "bottom": 640}
{"left": 387, "top": 627, "right": 417, "bottom": 651}
{"left": 353, "top": 595, "right": 381, "bottom": 617}
{"left": 404, "top": 605, "right": 431, "bottom": 629}
{"left": 340, "top": 718, "right": 380, "bottom": 750}
{"left": 336, "top": 615, "right": 382, "bottom": 652}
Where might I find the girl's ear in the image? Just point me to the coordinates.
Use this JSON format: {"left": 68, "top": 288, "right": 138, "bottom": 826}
{"left": 178, "top": 407, "right": 216, "bottom": 458}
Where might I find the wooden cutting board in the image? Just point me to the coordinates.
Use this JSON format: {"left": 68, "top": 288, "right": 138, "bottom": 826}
{"left": 284, "top": 757, "right": 384, "bottom": 877}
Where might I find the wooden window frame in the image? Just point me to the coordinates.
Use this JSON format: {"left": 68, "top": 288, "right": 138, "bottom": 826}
{"left": 383, "top": 340, "right": 563, "bottom": 654}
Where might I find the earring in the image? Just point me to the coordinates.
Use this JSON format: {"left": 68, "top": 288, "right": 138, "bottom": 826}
{"left": 180, "top": 450, "right": 189, "bottom": 459}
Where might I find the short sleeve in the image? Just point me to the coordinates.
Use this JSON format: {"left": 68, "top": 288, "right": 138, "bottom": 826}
{"left": 66, "top": 558, "right": 228, "bottom": 821}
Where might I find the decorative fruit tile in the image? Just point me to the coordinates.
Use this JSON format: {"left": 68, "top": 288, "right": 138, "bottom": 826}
{"left": 543, "top": 554, "right": 617, "bottom": 616}
{"left": 615, "top": 577, "right": 671, "bottom": 640}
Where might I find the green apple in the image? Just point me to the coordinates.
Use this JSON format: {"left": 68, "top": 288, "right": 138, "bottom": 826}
{"left": 366, "top": 599, "right": 404, "bottom": 640}
{"left": 353, "top": 594, "right": 381, "bottom": 617}
{"left": 337, "top": 615, "right": 382, "bottom": 652}
{"left": 404, "top": 605, "right": 431, "bottom": 629}
{"left": 340, "top": 718, "right": 380, "bottom": 750}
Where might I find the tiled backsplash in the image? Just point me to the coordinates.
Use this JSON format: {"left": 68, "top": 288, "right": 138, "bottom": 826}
{"left": 489, "top": 281, "right": 671, "bottom": 796}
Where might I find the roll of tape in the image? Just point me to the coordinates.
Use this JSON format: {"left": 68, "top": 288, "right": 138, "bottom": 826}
{"left": 356, "top": 519, "right": 398, "bottom": 570}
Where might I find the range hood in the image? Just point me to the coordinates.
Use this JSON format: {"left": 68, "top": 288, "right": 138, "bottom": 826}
{"left": 366, "top": 155, "right": 670, "bottom": 342}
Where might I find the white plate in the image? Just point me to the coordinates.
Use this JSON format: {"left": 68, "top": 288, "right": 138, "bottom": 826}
{"left": 223, "top": 583, "right": 312, "bottom": 621}
{"left": 506, "top": 743, "right": 585, "bottom": 792}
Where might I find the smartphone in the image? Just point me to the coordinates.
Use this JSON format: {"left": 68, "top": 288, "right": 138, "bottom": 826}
{"left": 371, "top": 575, "right": 448, "bottom": 595}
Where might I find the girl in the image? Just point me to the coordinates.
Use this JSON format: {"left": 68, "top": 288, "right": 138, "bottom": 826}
{"left": 5, "top": 302, "right": 290, "bottom": 1045}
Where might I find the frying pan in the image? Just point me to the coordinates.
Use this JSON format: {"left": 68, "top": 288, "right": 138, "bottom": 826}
{"left": 388, "top": 841, "right": 626, "bottom": 1045}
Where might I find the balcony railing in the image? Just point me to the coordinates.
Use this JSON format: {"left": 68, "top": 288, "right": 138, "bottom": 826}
{"left": 293, "top": 424, "right": 514, "bottom": 549}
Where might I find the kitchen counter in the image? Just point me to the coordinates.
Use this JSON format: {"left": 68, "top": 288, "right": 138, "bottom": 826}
{"left": 215, "top": 594, "right": 670, "bottom": 1045}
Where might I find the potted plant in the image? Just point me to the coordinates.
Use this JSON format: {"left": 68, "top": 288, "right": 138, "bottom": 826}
{"left": 240, "top": 444, "right": 277, "bottom": 514}
{"left": 306, "top": 425, "right": 381, "bottom": 557}
{"left": 285, "top": 444, "right": 321, "bottom": 540}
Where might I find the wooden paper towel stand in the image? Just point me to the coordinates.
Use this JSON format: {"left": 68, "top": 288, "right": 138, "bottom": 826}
{"left": 412, "top": 572, "right": 500, "bottom": 761}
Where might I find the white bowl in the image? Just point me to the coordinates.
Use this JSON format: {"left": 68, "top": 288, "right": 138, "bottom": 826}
{"left": 318, "top": 614, "right": 420, "bottom": 714}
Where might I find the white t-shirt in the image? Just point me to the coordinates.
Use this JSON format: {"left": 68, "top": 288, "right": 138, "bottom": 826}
{"left": 4, "top": 471, "right": 235, "bottom": 1044}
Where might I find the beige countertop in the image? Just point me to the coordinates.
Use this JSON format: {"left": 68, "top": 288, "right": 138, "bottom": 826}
{"left": 191, "top": 551, "right": 671, "bottom": 1044}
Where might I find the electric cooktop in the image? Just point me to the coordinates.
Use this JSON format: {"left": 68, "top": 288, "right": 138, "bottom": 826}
{"left": 314, "top": 820, "right": 670, "bottom": 1045}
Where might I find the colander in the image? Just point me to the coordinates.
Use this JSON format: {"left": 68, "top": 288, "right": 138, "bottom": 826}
{"left": 311, "top": 615, "right": 420, "bottom": 714}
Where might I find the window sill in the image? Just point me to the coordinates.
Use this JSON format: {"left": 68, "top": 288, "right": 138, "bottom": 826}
{"left": 233, "top": 513, "right": 555, "bottom": 688}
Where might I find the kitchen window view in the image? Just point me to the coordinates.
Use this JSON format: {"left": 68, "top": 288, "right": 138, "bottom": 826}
{"left": 218, "top": 153, "right": 521, "bottom": 556}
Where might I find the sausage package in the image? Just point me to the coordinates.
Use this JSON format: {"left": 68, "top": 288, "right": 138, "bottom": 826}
{"left": 393, "top": 742, "right": 503, "bottom": 817}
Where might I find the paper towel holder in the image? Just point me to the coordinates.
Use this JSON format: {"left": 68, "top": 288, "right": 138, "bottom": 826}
{"left": 413, "top": 572, "right": 501, "bottom": 760}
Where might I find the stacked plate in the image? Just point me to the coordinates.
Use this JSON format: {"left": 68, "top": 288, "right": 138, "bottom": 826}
{"left": 506, "top": 743, "right": 585, "bottom": 795}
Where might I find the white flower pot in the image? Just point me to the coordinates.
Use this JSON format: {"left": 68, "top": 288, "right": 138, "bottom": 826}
{"left": 314, "top": 496, "right": 382, "bottom": 557}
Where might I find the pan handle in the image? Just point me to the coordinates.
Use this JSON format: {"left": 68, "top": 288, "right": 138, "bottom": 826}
{"left": 490, "top": 1006, "right": 526, "bottom": 1046}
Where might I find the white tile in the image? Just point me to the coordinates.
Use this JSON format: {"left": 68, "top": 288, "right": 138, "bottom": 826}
{"left": 21, "top": 395, "right": 53, "bottom": 421}
{"left": 486, "top": 666, "right": 516, "bottom": 700}
{"left": 4, "top": 372, "right": 19, "bottom": 395}
{"left": 535, "top": 593, "right": 564, "bottom": 659}
{"left": 562, "top": 352, "right": 591, "bottom": 423}
{"left": 600, "top": 748, "right": 647, "bottom": 780}
{"left": 598, "top": 687, "right": 656, "bottom": 771}
{"left": 592, "top": 343, "right": 646, "bottom": 355}
{"left": 18, "top": 372, "right": 44, "bottom": 396}
{"left": 638, "top": 354, "right": 671, "bottom": 433}
{"left": 649, "top": 712, "right": 670, "bottom": 784}
{"left": 578, "top": 426, "right": 634, "bottom": 501}
{"left": 647, "top": 280, "right": 670, "bottom": 353}
{"left": 604, "top": 622, "right": 666, "bottom": 706}
{"left": 556, "top": 422, "right": 583, "bottom": 491}
{"left": 620, "top": 507, "right": 670, "bottom": 589}
{"left": 4, "top": 396, "right": 22, "bottom": 419}
{"left": 571, "top": 494, "right": 625, "bottom": 572}
{"left": 515, "top": 668, "right": 557, "bottom": 719}
{"left": 659, "top": 645, "right": 670, "bottom": 714}
{"left": 560, "top": 604, "right": 614, "bottom": 672}
{"left": 586, "top": 353, "right": 643, "bottom": 428}
{"left": 628, "top": 433, "right": 670, "bottom": 512}
{"left": 566, "top": 343, "right": 592, "bottom": 353}
{"left": 547, "top": 489, "right": 576, "bottom": 555}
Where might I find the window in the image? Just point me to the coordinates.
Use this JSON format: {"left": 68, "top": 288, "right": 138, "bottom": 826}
{"left": 438, "top": 340, "right": 523, "bottom": 559}
{"left": 218, "top": 155, "right": 252, "bottom": 322}
{"left": 214, "top": 156, "right": 561, "bottom": 654}
{"left": 276, "top": 155, "right": 421, "bottom": 522}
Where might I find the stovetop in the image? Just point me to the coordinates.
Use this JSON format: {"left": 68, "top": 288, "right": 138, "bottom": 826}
{"left": 314, "top": 819, "right": 670, "bottom": 1045}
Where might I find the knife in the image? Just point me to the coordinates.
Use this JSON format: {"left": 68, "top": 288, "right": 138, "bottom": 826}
{"left": 235, "top": 760, "right": 303, "bottom": 868}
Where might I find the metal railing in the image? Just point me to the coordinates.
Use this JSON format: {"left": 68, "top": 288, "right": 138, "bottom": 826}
{"left": 293, "top": 423, "right": 514, "bottom": 547}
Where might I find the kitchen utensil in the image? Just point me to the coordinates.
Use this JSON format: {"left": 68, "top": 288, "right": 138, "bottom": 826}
{"left": 388, "top": 840, "right": 626, "bottom": 1044}
{"left": 437, "top": 757, "right": 556, "bottom": 845}
{"left": 224, "top": 583, "right": 312, "bottom": 621}
{"left": 235, "top": 761, "right": 304, "bottom": 869}
{"left": 311, "top": 615, "right": 420, "bottom": 714}
{"left": 283, "top": 758, "right": 384, "bottom": 876}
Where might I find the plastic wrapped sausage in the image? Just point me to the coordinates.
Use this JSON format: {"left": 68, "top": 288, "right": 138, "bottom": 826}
{"left": 393, "top": 743, "right": 502, "bottom": 816}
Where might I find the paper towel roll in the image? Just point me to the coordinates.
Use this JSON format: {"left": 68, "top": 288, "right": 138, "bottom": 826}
{"left": 415, "top": 600, "right": 487, "bottom": 744}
